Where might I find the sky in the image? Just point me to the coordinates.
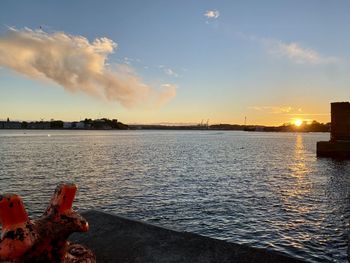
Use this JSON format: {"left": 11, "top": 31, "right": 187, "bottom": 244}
{"left": 0, "top": 0, "right": 349, "bottom": 125}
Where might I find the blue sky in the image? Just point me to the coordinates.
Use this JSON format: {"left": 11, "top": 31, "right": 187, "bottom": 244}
{"left": 0, "top": 0, "right": 349, "bottom": 125}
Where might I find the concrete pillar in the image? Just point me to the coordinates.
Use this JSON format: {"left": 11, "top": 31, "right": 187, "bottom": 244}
{"left": 331, "top": 102, "right": 350, "bottom": 141}
{"left": 317, "top": 102, "right": 350, "bottom": 158}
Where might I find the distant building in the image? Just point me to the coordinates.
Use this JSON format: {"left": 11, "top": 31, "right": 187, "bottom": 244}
{"left": 27, "top": 122, "right": 51, "bottom": 129}
{"left": 75, "top": 121, "right": 85, "bottom": 129}
{"left": 63, "top": 122, "right": 72, "bottom": 129}
{"left": 0, "top": 121, "right": 21, "bottom": 129}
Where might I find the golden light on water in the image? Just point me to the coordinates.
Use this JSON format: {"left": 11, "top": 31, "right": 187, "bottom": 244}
{"left": 277, "top": 134, "right": 313, "bottom": 216}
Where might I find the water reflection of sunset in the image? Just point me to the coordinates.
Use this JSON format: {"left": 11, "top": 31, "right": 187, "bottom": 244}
{"left": 281, "top": 135, "right": 312, "bottom": 212}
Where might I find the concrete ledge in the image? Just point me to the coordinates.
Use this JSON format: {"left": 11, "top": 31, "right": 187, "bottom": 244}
{"left": 317, "top": 141, "right": 350, "bottom": 158}
{"left": 70, "top": 210, "right": 305, "bottom": 263}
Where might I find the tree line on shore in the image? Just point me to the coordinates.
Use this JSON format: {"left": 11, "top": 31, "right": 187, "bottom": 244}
{"left": 131, "top": 120, "right": 330, "bottom": 132}
{"left": 211, "top": 121, "right": 330, "bottom": 132}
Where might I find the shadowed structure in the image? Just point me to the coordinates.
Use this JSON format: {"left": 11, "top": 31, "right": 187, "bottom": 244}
{"left": 70, "top": 210, "right": 305, "bottom": 263}
{"left": 317, "top": 102, "right": 350, "bottom": 158}
{"left": 330, "top": 102, "right": 350, "bottom": 141}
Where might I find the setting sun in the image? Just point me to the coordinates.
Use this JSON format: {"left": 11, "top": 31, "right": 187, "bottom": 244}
{"left": 294, "top": 119, "right": 303, "bottom": 127}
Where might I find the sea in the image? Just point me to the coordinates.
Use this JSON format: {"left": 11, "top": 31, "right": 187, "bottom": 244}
{"left": 0, "top": 130, "right": 349, "bottom": 262}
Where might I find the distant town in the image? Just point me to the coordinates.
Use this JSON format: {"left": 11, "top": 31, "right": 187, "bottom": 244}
{"left": 0, "top": 118, "right": 330, "bottom": 132}
{"left": 0, "top": 118, "right": 128, "bottom": 130}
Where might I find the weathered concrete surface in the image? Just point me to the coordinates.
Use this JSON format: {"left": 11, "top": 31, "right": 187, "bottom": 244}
{"left": 70, "top": 210, "right": 305, "bottom": 263}
{"left": 317, "top": 141, "right": 350, "bottom": 158}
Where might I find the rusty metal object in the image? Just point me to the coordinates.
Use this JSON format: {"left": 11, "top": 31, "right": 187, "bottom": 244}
{"left": 0, "top": 184, "right": 95, "bottom": 263}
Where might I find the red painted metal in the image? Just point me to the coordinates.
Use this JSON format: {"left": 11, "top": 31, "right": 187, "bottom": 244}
{"left": 0, "top": 184, "right": 95, "bottom": 262}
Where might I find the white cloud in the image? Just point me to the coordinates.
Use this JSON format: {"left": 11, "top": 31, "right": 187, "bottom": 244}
{"left": 204, "top": 10, "right": 220, "bottom": 19}
{"left": 158, "top": 65, "right": 178, "bottom": 77}
{"left": 250, "top": 105, "right": 330, "bottom": 117}
{"left": 237, "top": 32, "right": 339, "bottom": 65}
{"left": 123, "top": 57, "right": 132, "bottom": 65}
{"left": 250, "top": 106, "right": 294, "bottom": 114}
{"left": 0, "top": 28, "right": 176, "bottom": 108}
{"left": 123, "top": 57, "right": 142, "bottom": 65}
{"left": 264, "top": 39, "right": 338, "bottom": 65}
{"left": 164, "top": 68, "right": 178, "bottom": 77}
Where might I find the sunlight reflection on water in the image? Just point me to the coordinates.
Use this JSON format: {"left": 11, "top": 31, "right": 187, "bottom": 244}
{"left": 0, "top": 130, "right": 349, "bottom": 262}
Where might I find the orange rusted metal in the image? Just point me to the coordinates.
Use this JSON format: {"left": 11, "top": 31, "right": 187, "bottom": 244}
{"left": 0, "top": 184, "right": 95, "bottom": 263}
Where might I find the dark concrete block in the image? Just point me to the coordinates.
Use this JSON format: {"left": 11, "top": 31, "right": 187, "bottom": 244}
{"left": 331, "top": 102, "right": 350, "bottom": 141}
{"left": 317, "top": 141, "right": 350, "bottom": 158}
{"left": 70, "top": 210, "right": 305, "bottom": 263}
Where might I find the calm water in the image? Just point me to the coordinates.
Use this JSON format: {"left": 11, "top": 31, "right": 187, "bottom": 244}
{"left": 0, "top": 130, "right": 349, "bottom": 262}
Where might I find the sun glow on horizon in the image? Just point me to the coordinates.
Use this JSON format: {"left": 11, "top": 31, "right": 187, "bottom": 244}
{"left": 294, "top": 119, "right": 303, "bottom": 127}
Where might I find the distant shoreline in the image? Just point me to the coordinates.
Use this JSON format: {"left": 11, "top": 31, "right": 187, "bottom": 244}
{"left": 0, "top": 127, "right": 330, "bottom": 133}
{"left": 0, "top": 119, "right": 330, "bottom": 132}
{"left": 127, "top": 123, "right": 330, "bottom": 133}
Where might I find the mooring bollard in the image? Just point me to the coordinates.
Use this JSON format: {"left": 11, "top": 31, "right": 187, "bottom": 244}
{"left": 0, "top": 183, "right": 95, "bottom": 263}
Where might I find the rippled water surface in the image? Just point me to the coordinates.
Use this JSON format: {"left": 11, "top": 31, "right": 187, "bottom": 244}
{"left": 0, "top": 130, "right": 349, "bottom": 262}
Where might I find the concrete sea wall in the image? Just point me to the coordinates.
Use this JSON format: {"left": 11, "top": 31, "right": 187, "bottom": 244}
{"left": 70, "top": 210, "right": 305, "bottom": 263}
{"left": 317, "top": 102, "right": 350, "bottom": 158}
{"left": 317, "top": 140, "right": 350, "bottom": 158}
